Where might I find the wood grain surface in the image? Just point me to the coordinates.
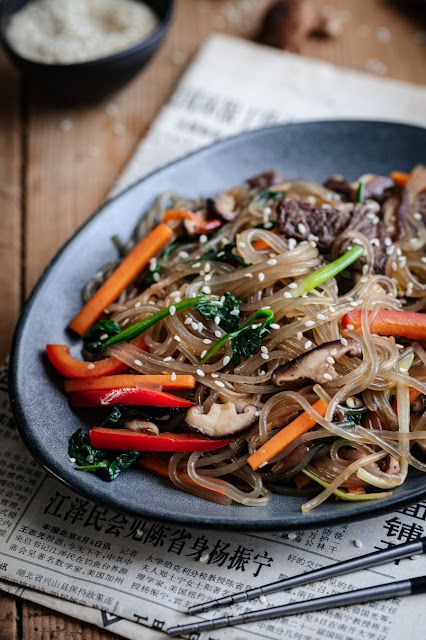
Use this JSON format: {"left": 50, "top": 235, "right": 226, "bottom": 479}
{"left": 0, "top": 0, "right": 425, "bottom": 637}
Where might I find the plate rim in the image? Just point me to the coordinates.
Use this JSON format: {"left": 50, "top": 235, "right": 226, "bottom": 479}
{"left": 9, "top": 119, "right": 426, "bottom": 531}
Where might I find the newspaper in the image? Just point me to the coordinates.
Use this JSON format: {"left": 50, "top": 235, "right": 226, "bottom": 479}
{"left": 2, "top": 34, "right": 426, "bottom": 640}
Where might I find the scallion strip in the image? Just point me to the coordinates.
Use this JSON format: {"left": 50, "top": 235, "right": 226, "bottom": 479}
{"left": 301, "top": 468, "right": 392, "bottom": 503}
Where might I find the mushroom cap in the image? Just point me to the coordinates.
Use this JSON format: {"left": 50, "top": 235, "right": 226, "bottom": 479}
{"left": 211, "top": 192, "right": 238, "bottom": 221}
{"left": 272, "top": 338, "right": 362, "bottom": 386}
{"left": 185, "top": 402, "right": 258, "bottom": 438}
{"left": 124, "top": 420, "right": 159, "bottom": 435}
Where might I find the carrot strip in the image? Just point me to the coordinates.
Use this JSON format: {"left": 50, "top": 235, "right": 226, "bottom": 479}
{"left": 69, "top": 223, "right": 173, "bottom": 336}
{"left": 252, "top": 229, "right": 280, "bottom": 251}
{"left": 342, "top": 309, "right": 426, "bottom": 341}
{"left": 137, "top": 453, "right": 224, "bottom": 498}
{"left": 346, "top": 486, "right": 366, "bottom": 495}
{"left": 391, "top": 170, "right": 426, "bottom": 192}
{"left": 294, "top": 472, "right": 314, "bottom": 489}
{"left": 162, "top": 209, "right": 221, "bottom": 234}
{"left": 247, "top": 399, "right": 329, "bottom": 471}
{"left": 64, "top": 374, "right": 196, "bottom": 393}
{"left": 392, "top": 388, "right": 422, "bottom": 414}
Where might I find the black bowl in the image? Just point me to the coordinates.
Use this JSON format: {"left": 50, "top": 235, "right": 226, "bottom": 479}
{"left": 0, "top": 0, "right": 174, "bottom": 102}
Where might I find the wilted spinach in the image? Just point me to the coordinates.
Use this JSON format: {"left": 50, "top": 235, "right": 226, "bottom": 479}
{"left": 83, "top": 320, "right": 121, "bottom": 354}
{"left": 196, "top": 291, "right": 241, "bottom": 333}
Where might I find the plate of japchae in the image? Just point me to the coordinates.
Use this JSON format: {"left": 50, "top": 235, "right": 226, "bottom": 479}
{"left": 9, "top": 120, "right": 426, "bottom": 530}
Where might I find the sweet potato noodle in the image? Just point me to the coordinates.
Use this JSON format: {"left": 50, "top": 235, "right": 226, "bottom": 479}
{"left": 83, "top": 166, "right": 426, "bottom": 511}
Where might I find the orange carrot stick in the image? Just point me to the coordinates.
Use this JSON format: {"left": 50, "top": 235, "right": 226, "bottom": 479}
{"left": 64, "top": 374, "right": 196, "bottom": 393}
{"left": 392, "top": 388, "right": 422, "bottom": 414}
{"left": 69, "top": 223, "right": 173, "bottom": 336}
{"left": 391, "top": 171, "right": 426, "bottom": 192}
{"left": 294, "top": 472, "right": 314, "bottom": 490}
{"left": 342, "top": 310, "right": 426, "bottom": 341}
{"left": 247, "top": 399, "right": 329, "bottom": 471}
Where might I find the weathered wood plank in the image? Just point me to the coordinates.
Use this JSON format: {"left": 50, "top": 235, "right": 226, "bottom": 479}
{"left": 0, "top": 592, "right": 18, "bottom": 640}
{"left": 0, "top": 49, "right": 22, "bottom": 363}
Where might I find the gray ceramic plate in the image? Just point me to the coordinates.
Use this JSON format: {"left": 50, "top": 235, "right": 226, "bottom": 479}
{"left": 9, "top": 121, "right": 426, "bottom": 531}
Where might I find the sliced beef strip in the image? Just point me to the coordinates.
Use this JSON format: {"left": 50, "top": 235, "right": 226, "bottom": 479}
{"left": 277, "top": 198, "right": 390, "bottom": 272}
{"left": 247, "top": 170, "right": 283, "bottom": 189}
{"left": 340, "top": 204, "right": 391, "bottom": 273}
{"left": 277, "top": 197, "right": 351, "bottom": 250}
{"left": 323, "top": 175, "right": 351, "bottom": 200}
{"left": 362, "top": 175, "right": 395, "bottom": 203}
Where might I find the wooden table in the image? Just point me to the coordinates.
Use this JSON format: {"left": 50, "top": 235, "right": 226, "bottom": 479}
{"left": 0, "top": 0, "right": 425, "bottom": 637}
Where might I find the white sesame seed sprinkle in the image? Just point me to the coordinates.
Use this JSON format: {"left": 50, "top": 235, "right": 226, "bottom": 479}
{"left": 331, "top": 349, "right": 337, "bottom": 355}
{"left": 288, "top": 239, "right": 297, "bottom": 250}
{"left": 414, "top": 212, "right": 422, "bottom": 221}
{"left": 284, "top": 291, "right": 292, "bottom": 299}
{"left": 258, "top": 272, "right": 265, "bottom": 282}
{"left": 179, "top": 250, "right": 189, "bottom": 259}
{"left": 289, "top": 283, "right": 298, "bottom": 289}
{"left": 198, "top": 322, "right": 204, "bottom": 332}
{"left": 164, "top": 356, "right": 172, "bottom": 361}
{"left": 297, "top": 332, "right": 303, "bottom": 340}
{"left": 305, "top": 320, "right": 315, "bottom": 327}
{"left": 204, "top": 274, "right": 212, "bottom": 282}
{"left": 329, "top": 306, "right": 336, "bottom": 313}
{"left": 223, "top": 355, "right": 231, "bottom": 366}
{"left": 317, "top": 313, "right": 326, "bottom": 320}
{"left": 346, "top": 324, "right": 355, "bottom": 330}
{"left": 346, "top": 397, "right": 356, "bottom": 409}
{"left": 261, "top": 346, "right": 269, "bottom": 353}
{"left": 134, "top": 359, "right": 142, "bottom": 366}
{"left": 354, "top": 539, "right": 363, "bottom": 548}
{"left": 169, "top": 305, "right": 176, "bottom": 316}
{"left": 100, "top": 333, "right": 108, "bottom": 340}
{"left": 199, "top": 234, "right": 208, "bottom": 244}
{"left": 201, "top": 350, "right": 207, "bottom": 358}
{"left": 214, "top": 330, "right": 221, "bottom": 338}
{"left": 268, "top": 258, "right": 277, "bottom": 266}
{"left": 323, "top": 373, "right": 333, "bottom": 381}
{"left": 327, "top": 356, "right": 335, "bottom": 364}
{"left": 191, "top": 322, "right": 198, "bottom": 331}
{"left": 216, "top": 381, "right": 225, "bottom": 388}
{"left": 244, "top": 273, "right": 253, "bottom": 278}
{"left": 170, "top": 291, "right": 181, "bottom": 298}
{"left": 258, "top": 595, "right": 268, "bottom": 605}
{"left": 270, "top": 323, "right": 280, "bottom": 330}
{"left": 203, "top": 339, "right": 212, "bottom": 344}
{"left": 171, "top": 372, "right": 177, "bottom": 381}
{"left": 153, "top": 272, "right": 161, "bottom": 282}
{"left": 239, "top": 241, "right": 246, "bottom": 248}
{"left": 202, "top": 286, "right": 211, "bottom": 294}
{"left": 196, "top": 369, "right": 205, "bottom": 377}
{"left": 204, "top": 262, "right": 211, "bottom": 272}
{"left": 230, "top": 309, "right": 240, "bottom": 316}
{"left": 174, "top": 335, "right": 181, "bottom": 342}
{"left": 192, "top": 262, "right": 201, "bottom": 268}
{"left": 211, "top": 373, "right": 219, "bottom": 378}
{"left": 199, "top": 553, "right": 210, "bottom": 563}
{"left": 287, "top": 532, "right": 297, "bottom": 540}
{"left": 304, "top": 340, "right": 312, "bottom": 349}
{"left": 341, "top": 337, "right": 348, "bottom": 346}
{"left": 384, "top": 237, "right": 392, "bottom": 247}
{"left": 261, "top": 353, "right": 269, "bottom": 360}
{"left": 298, "top": 223, "right": 306, "bottom": 235}
{"left": 214, "top": 316, "right": 221, "bottom": 325}
{"left": 69, "top": 457, "right": 76, "bottom": 463}
{"left": 134, "top": 301, "right": 141, "bottom": 309}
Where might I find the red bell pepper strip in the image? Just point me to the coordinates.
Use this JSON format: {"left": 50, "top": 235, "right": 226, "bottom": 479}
{"left": 162, "top": 209, "right": 222, "bottom": 234}
{"left": 342, "top": 310, "right": 426, "bottom": 341}
{"left": 46, "top": 335, "right": 147, "bottom": 379}
{"left": 69, "top": 387, "right": 194, "bottom": 408}
{"left": 91, "top": 428, "right": 231, "bottom": 452}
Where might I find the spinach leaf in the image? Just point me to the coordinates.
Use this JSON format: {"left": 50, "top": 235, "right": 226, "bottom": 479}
{"left": 231, "top": 312, "right": 274, "bottom": 366}
{"left": 68, "top": 429, "right": 140, "bottom": 482}
{"left": 83, "top": 320, "right": 121, "bottom": 354}
{"left": 206, "top": 243, "right": 250, "bottom": 267}
{"left": 195, "top": 291, "right": 241, "bottom": 333}
{"left": 257, "top": 189, "right": 286, "bottom": 201}
{"left": 99, "top": 404, "right": 186, "bottom": 429}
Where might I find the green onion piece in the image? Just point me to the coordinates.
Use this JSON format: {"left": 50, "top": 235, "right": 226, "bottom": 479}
{"left": 356, "top": 181, "right": 364, "bottom": 204}
{"left": 101, "top": 295, "right": 213, "bottom": 350}
{"left": 301, "top": 468, "right": 392, "bottom": 502}
{"left": 200, "top": 309, "right": 274, "bottom": 364}
{"left": 291, "top": 246, "right": 364, "bottom": 298}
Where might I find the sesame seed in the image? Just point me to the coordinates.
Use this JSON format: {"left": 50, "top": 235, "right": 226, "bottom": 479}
{"left": 244, "top": 273, "right": 253, "bottom": 278}
{"left": 192, "top": 262, "right": 201, "bottom": 268}
{"left": 323, "top": 373, "right": 333, "bottom": 381}
{"left": 288, "top": 239, "right": 297, "bottom": 250}
{"left": 134, "top": 359, "right": 142, "bottom": 366}
{"left": 350, "top": 301, "right": 359, "bottom": 307}
{"left": 239, "top": 241, "right": 246, "bottom": 248}
{"left": 223, "top": 355, "right": 231, "bottom": 366}
{"left": 214, "top": 316, "right": 221, "bottom": 325}
{"left": 201, "top": 350, "right": 207, "bottom": 358}
{"left": 330, "top": 349, "right": 337, "bottom": 356}
{"left": 230, "top": 309, "right": 240, "bottom": 316}
{"left": 258, "top": 595, "right": 268, "bottom": 605}
{"left": 204, "top": 262, "right": 211, "bottom": 272}
{"left": 289, "top": 283, "right": 298, "bottom": 289}
{"left": 170, "top": 291, "right": 180, "bottom": 298}
{"left": 287, "top": 532, "right": 297, "bottom": 540}
{"left": 341, "top": 338, "right": 348, "bottom": 346}
{"left": 258, "top": 461, "right": 268, "bottom": 468}
{"left": 153, "top": 272, "right": 160, "bottom": 282}
{"left": 297, "top": 332, "right": 303, "bottom": 340}
{"left": 196, "top": 369, "right": 205, "bottom": 377}
{"left": 329, "top": 306, "right": 336, "bottom": 313}
{"left": 203, "top": 339, "right": 212, "bottom": 345}
{"left": 410, "top": 555, "right": 421, "bottom": 560}
{"left": 169, "top": 305, "right": 176, "bottom": 316}
{"left": 345, "top": 397, "right": 356, "bottom": 408}
{"left": 69, "top": 457, "right": 76, "bottom": 463}
{"left": 214, "top": 330, "right": 221, "bottom": 338}
{"left": 410, "top": 237, "right": 418, "bottom": 245}
{"left": 261, "top": 306, "right": 271, "bottom": 310}
{"left": 216, "top": 381, "right": 225, "bottom": 388}
{"left": 304, "top": 340, "right": 312, "bottom": 349}
{"left": 414, "top": 212, "right": 422, "bottom": 221}
{"left": 198, "top": 322, "right": 204, "bottom": 332}
{"left": 268, "top": 258, "right": 277, "bottom": 266}
{"left": 327, "top": 357, "right": 335, "bottom": 364}
{"left": 284, "top": 291, "right": 292, "bottom": 298}
{"left": 270, "top": 323, "right": 280, "bottom": 330}
{"left": 202, "top": 286, "right": 211, "bottom": 294}
{"left": 174, "top": 297, "right": 181, "bottom": 303}
{"left": 384, "top": 237, "right": 392, "bottom": 247}
{"left": 174, "top": 335, "right": 181, "bottom": 342}
{"left": 164, "top": 356, "right": 172, "bottom": 361}
{"left": 297, "top": 223, "right": 306, "bottom": 235}
{"left": 211, "top": 373, "right": 219, "bottom": 378}
{"left": 258, "top": 272, "right": 265, "bottom": 282}
{"left": 346, "top": 324, "right": 355, "bottom": 330}
{"left": 261, "top": 353, "right": 269, "bottom": 360}
{"left": 422, "top": 257, "right": 426, "bottom": 264}
{"left": 171, "top": 372, "right": 177, "bottom": 381}
{"left": 264, "top": 222, "right": 274, "bottom": 229}
{"left": 199, "top": 234, "right": 208, "bottom": 244}
{"left": 199, "top": 553, "right": 210, "bottom": 563}
{"left": 121, "top": 318, "right": 129, "bottom": 326}
{"left": 354, "top": 539, "right": 363, "bottom": 548}
{"left": 305, "top": 320, "right": 315, "bottom": 327}
{"left": 317, "top": 313, "right": 326, "bottom": 320}
{"left": 149, "top": 258, "right": 157, "bottom": 270}
{"left": 264, "top": 206, "right": 272, "bottom": 215}
{"left": 261, "top": 346, "right": 269, "bottom": 353}
{"left": 204, "top": 274, "right": 212, "bottom": 282}
{"left": 191, "top": 321, "right": 198, "bottom": 331}
{"left": 134, "top": 302, "right": 141, "bottom": 309}
{"left": 179, "top": 250, "right": 189, "bottom": 259}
